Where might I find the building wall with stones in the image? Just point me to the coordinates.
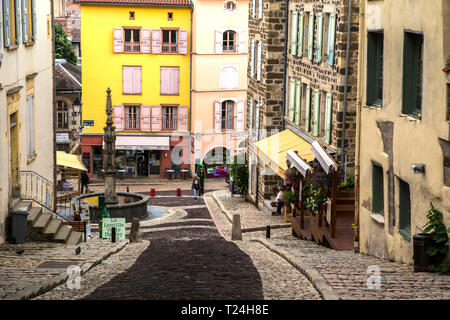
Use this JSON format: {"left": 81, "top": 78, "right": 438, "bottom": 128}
{"left": 285, "top": 0, "right": 359, "bottom": 173}
{"left": 358, "top": 0, "right": 450, "bottom": 264}
{"left": 246, "top": 0, "right": 286, "bottom": 207}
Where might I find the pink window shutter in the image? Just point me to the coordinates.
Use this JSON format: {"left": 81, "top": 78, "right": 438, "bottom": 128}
{"left": 133, "top": 67, "right": 142, "bottom": 94}
{"left": 140, "top": 28, "right": 151, "bottom": 53}
{"left": 114, "top": 105, "right": 124, "bottom": 131}
{"left": 178, "top": 106, "right": 188, "bottom": 132}
{"left": 214, "top": 101, "right": 222, "bottom": 133}
{"left": 170, "top": 68, "right": 179, "bottom": 95}
{"left": 236, "top": 100, "right": 245, "bottom": 132}
{"left": 179, "top": 29, "right": 188, "bottom": 54}
{"left": 151, "top": 105, "right": 162, "bottom": 131}
{"left": 113, "top": 28, "right": 124, "bottom": 53}
{"left": 123, "top": 66, "right": 133, "bottom": 94}
{"left": 140, "top": 105, "right": 151, "bottom": 131}
{"left": 160, "top": 67, "right": 170, "bottom": 95}
{"left": 152, "top": 29, "right": 161, "bottom": 54}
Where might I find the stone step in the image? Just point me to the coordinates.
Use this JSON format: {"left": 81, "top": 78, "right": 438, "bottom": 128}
{"left": 336, "top": 204, "right": 355, "bottom": 213}
{"left": 54, "top": 224, "right": 72, "bottom": 242}
{"left": 33, "top": 213, "right": 52, "bottom": 229}
{"left": 12, "top": 200, "right": 32, "bottom": 213}
{"left": 27, "top": 207, "right": 42, "bottom": 224}
{"left": 66, "top": 231, "right": 82, "bottom": 245}
{"left": 44, "top": 219, "right": 62, "bottom": 236}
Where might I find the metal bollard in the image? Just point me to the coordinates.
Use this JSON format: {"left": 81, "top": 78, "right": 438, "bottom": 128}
{"left": 176, "top": 188, "right": 181, "bottom": 196}
{"left": 266, "top": 225, "right": 271, "bottom": 239}
{"left": 111, "top": 227, "right": 116, "bottom": 243}
{"left": 127, "top": 186, "right": 130, "bottom": 193}
{"left": 151, "top": 189, "right": 156, "bottom": 197}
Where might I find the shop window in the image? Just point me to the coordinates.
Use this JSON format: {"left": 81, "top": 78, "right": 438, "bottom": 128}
{"left": 57, "top": 100, "right": 69, "bottom": 129}
{"left": 162, "top": 106, "right": 178, "bottom": 130}
{"left": 125, "top": 105, "right": 140, "bottom": 130}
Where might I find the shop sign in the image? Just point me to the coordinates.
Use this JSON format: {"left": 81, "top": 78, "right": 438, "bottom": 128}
{"left": 56, "top": 132, "right": 70, "bottom": 143}
{"left": 83, "top": 120, "right": 94, "bottom": 126}
{"left": 227, "top": 132, "right": 247, "bottom": 140}
{"left": 101, "top": 218, "right": 126, "bottom": 241}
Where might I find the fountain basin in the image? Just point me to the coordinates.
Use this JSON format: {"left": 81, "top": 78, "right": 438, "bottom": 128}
{"left": 76, "top": 192, "right": 150, "bottom": 222}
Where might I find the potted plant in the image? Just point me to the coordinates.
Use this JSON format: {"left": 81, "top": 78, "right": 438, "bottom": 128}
{"left": 421, "top": 203, "right": 450, "bottom": 273}
{"left": 284, "top": 190, "right": 299, "bottom": 212}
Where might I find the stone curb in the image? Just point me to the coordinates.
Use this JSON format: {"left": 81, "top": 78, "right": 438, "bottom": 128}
{"left": 251, "top": 238, "right": 340, "bottom": 301}
{"left": 212, "top": 191, "right": 291, "bottom": 232}
{"left": 3, "top": 240, "right": 129, "bottom": 300}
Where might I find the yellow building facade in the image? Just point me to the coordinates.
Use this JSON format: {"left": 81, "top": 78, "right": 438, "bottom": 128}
{"left": 76, "top": 0, "right": 192, "bottom": 178}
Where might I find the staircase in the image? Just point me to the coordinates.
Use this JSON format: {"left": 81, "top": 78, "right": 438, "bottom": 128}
{"left": 11, "top": 200, "right": 82, "bottom": 245}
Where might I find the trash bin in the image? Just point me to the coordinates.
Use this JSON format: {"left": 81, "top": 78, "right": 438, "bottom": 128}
{"left": 10, "top": 211, "right": 29, "bottom": 244}
{"left": 413, "top": 233, "right": 434, "bottom": 272}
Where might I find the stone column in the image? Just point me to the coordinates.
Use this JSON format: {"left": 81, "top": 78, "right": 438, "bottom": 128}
{"left": 103, "top": 88, "right": 118, "bottom": 204}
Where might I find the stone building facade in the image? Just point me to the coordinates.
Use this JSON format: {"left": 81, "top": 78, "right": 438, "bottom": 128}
{"left": 246, "top": 0, "right": 287, "bottom": 207}
{"left": 358, "top": 0, "right": 450, "bottom": 264}
{"left": 285, "top": 0, "right": 359, "bottom": 173}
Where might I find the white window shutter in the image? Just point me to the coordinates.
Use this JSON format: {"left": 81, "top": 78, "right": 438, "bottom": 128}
{"left": 238, "top": 30, "right": 247, "bottom": 53}
{"left": 236, "top": 101, "right": 245, "bottom": 132}
{"left": 255, "top": 104, "right": 260, "bottom": 141}
{"left": 250, "top": 39, "right": 255, "bottom": 77}
{"left": 215, "top": 30, "right": 223, "bottom": 53}
{"left": 257, "top": 41, "right": 262, "bottom": 81}
{"left": 22, "top": 0, "right": 28, "bottom": 43}
{"left": 297, "top": 11, "right": 304, "bottom": 57}
{"left": 140, "top": 28, "right": 151, "bottom": 53}
{"left": 31, "top": 0, "right": 36, "bottom": 41}
{"left": 315, "top": 13, "right": 324, "bottom": 63}
{"left": 114, "top": 105, "right": 124, "bottom": 131}
{"left": 249, "top": 99, "right": 254, "bottom": 131}
{"left": 27, "top": 95, "right": 34, "bottom": 157}
{"left": 290, "top": 11, "right": 298, "bottom": 56}
{"left": 327, "top": 13, "right": 336, "bottom": 66}
{"left": 288, "top": 78, "right": 296, "bottom": 121}
{"left": 14, "top": 0, "right": 20, "bottom": 44}
{"left": 152, "top": 29, "right": 161, "bottom": 54}
{"left": 325, "top": 93, "right": 333, "bottom": 144}
{"left": 295, "top": 81, "right": 302, "bottom": 126}
{"left": 252, "top": 0, "right": 256, "bottom": 19}
{"left": 312, "top": 89, "right": 320, "bottom": 137}
{"left": 308, "top": 13, "right": 315, "bottom": 60}
{"left": 113, "top": 28, "right": 124, "bottom": 53}
{"left": 3, "top": 0, "right": 11, "bottom": 47}
{"left": 179, "top": 29, "right": 188, "bottom": 54}
{"left": 214, "top": 101, "right": 222, "bottom": 133}
{"left": 258, "top": 0, "right": 263, "bottom": 19}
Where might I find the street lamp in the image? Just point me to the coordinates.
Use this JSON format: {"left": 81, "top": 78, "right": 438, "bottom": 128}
{"left": 72, "top": 96, "right": 82, "bottom": 116}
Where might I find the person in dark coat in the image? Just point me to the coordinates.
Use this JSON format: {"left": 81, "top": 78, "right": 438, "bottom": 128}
{"left": 81, "top": 171, "right": 90, "bottom": 194}
{"left": 192, "top": 175, "right": 201, "bottom": 200}
{"left": 197, "top": 166, "right": 205, "bottom": 196}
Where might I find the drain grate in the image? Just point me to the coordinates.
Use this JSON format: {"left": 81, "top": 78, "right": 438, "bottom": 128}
{"left": 37, "top": 261, "right": 81, "bottom": 269}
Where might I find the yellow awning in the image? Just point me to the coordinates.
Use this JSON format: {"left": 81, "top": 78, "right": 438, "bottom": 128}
{"left": 56, "top": 151, "right": 88, "bottom": 171}
{"left": 254, "top": 129, "right": 315, "bottom": 178}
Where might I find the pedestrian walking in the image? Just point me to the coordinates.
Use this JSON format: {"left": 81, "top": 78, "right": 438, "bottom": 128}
{"left": 192, "top": 175, "right": 201, "bottom": 200}
{"left": 81, "top": 171, "right": 90, "bottom": 194}
{"left": 197, "top": 165, "right": 206, "bottom": 196}
{"left": 275, "top": 186, "right": 286, "bottom": 215}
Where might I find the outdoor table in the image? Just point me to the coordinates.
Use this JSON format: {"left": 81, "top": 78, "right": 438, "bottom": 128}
{"left": 180, "top": 169, "right": 190, "bottom": 180}
{"left": 166, "top": 169, "right": 175, "bottom": 180}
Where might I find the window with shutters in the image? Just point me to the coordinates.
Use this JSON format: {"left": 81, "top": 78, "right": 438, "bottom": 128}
{"left": 398, "top": 178, "right": 411, "bottom": 241}
{"left": 367, "top": 31, "right": 384, "bottom": 107}
{"left": 372, "top": 163, "right": 384, "bottom": 215}
{"left": 160, "top": 66, "right": 179, "bottom": 95}
{"left": 162, "top": 29, "right": 178, "bottom": 53}
{"left": 125, "top": 105, "right": 140, "bottom": 130}
{"left": 3, "top": 0, "right": 21, "bottom": 46}
{"left": 22, "top": 0, "right": 35, "bottom": 43}
{"left": 123, "top": 66, "right": 142, "bottom": 95}
{"left": 57, "top": 101, "right": 69, "bottom": 129}
{"left": 123, "top": 27, "right": 140, "bottom": 52}
{"left": 223, "top": 30, "right": 236, "bottom": 52}
{"left": 402, "top": 31, "right": 423, "bottom": 118}
{"left": 224, "top": 1, "right": 236, "bottom": 11}
{"left": 162, "top": 106, "right": 178, "bottom": 130}
{"left": 221, "top": 100, "right": 234, "bottom": 130}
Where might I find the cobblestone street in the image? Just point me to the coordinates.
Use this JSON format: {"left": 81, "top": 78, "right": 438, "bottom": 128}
{"left": 2, "top": 180, "right": 449, "bottom": 300}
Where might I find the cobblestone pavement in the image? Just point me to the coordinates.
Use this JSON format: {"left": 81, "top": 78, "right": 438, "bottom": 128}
{"left": 211, "top": 190, "right": 450, "bottom": 300}
{"left": 0, "top": 237, "right": 127, "bottom": 299}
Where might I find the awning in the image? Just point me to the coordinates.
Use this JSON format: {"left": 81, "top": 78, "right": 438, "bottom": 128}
{"left": 254, "top": 129, "right": 315, "bottom": 178}
{"left": 104, "top": 136, "right": 170, "bottom": 151}
{"left": 56, "top": 151, "right": 88, "bottom": 171}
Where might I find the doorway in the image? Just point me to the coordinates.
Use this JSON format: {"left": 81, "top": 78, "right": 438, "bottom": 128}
{"left": 149, "top": 151, "right": 161, "bottom": 175}
{"left": 9, "top": 113, "right": 20, "bottom": 198}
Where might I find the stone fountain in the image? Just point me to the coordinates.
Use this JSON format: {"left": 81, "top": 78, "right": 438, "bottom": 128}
{"left": 76, "top": 88, "right": 149, "bottom": 222}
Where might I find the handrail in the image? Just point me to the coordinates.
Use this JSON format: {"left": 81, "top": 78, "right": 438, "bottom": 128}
{"left": 19, "top": 170, "right": 73, "bottom": 221}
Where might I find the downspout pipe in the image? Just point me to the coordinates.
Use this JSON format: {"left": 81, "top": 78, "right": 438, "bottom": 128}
{"left": 51, "top": 0, "right": 57, "bottom": 211}
{"left": 354, "top": 0, "right": 365, "bottom": 253}
{"left": 281, "top": 0, "right": 290, "bottom": 131}
{"left": 340, "top": 0, "right": 353, "bottom": 175}
{"left": 189, "top": 3, "right": 193, "bottom": 166}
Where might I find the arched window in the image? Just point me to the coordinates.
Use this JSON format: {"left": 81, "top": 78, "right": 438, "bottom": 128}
{"left": 223, "top": 30, "right": 236, "bottom": 52}
{"left": 56, "top": 101, "right": 68, "bottom": 129}
{"left": 221, "top": 100, "right": 234, "bottom": 130}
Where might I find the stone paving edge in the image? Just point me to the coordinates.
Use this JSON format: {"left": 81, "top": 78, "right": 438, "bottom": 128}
{"left": 3, "top": 240, "right": 129, "bottom": 300}
{"left": 251, "top": 238, "right": 339, "bottom": 301}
